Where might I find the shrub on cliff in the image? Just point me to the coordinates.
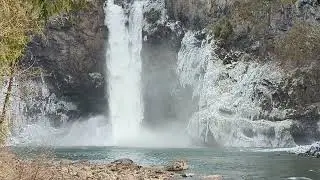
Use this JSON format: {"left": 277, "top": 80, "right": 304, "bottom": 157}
{"left": 212, "top": 18, "right": 233, "bottom": 43}
{"left": 0, "top": 0, "right": 88, "bottom": 79}
{"left": 144, "top": 8, "right": 161, "bottom": 23}
{"left": 231, "top": 0, "right": 274, "bottom": 36}
{"left": 0, "top": 0, "right": 87, "bottom": 144}
{"left": 274, "top": 22, "right": 320, "bottom": 66}
{"left": 229, "top": 0, "right": 298, "bottom": 55}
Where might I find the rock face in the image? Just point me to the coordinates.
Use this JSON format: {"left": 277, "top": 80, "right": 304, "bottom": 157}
{"left": 305, "top": 145, "right": 320, "bottom": 157}
{"left": 21, "top": 0, "right": 107, "bottom": 122}
{"left": 141, "top": 0, "right": 320, "bottom": 146}
{"left": 165, "top": 0, "right": 320, "bottom": 52}
{"left": 165, "top": 0, "right": 219, "bottom": 29}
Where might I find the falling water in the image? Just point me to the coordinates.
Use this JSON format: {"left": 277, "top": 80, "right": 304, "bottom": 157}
{"left": 105, "top": 0, "right": 144, "bottom": 145}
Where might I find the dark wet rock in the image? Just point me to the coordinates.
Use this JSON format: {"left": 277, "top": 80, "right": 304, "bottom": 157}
{"left": 165, "top": 160, "right": 189, "bottom": 171}
{"left": 165, "top": 0, "right": 219, "bottom": 30}
{"left": 181, "top": 173, "right": 195, "bottom": 178}
{"left": 144, "top": 8, "right": 162, "bottom": 23}
{"left": 305, "top": 143, "right": 320, "bottom": 156}
{"left": 314, "top": 151, "right": 320, "bottom": 158}
{"left": 297, "top": 142, "right": 320, "bottom": 157}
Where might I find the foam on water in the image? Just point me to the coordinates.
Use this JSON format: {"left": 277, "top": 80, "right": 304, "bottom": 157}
{"left": 287, "top": 177, "right": 313, "bottom": 180}
{"left": 256, "top": 142, "right": 320, "bottom": 154}
{"left": 8, "top": 116, "right": 110, "bottom": 147}
{"left": 8, "top": 116, "right": 192, "bottom": 148}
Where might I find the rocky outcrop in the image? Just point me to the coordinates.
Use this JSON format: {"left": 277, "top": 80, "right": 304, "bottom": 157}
{"left": 21, "top": 0, "right": 107, "bottom": 122}
{"left": 165, "top": 160, "right": 189, "bottom": 171}
{"left": 165, "top": 0, "right": 320, "bottom": 53}
{"left": 297, "top": 142, "right": 320, "bottom": 157}
{"left": 165, "top": 0, "right": 222, "bottom": 29}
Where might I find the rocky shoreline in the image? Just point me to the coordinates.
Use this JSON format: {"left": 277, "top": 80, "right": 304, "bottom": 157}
{"left": 0, "top": 149, "right": 222, "bottom": 180}
{"left": 0, "top": 149, "right": 172, "bottom": 180}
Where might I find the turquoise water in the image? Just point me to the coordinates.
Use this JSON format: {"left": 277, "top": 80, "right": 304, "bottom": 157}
{"left": 13, "top": 147, "right": 320, "bottom": 180}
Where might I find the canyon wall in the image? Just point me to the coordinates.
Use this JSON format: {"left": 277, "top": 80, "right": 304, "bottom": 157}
{"left": 12, "top": 0, "right": 320, "bottom": 147}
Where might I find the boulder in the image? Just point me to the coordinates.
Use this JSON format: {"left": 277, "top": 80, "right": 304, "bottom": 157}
{"left": 165, "top": 160, "right": 189, "bottom": 171}
{"left": 296, "top": 142, "right": 320, "bottom": 157}
{"left": 181, "top": 173, "right": 195, "bottom": 178}
{"left": 305, "top": 142, "right": 320, "bottom": 157}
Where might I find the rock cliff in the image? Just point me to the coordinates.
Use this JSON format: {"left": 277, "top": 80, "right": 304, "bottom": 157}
{"left": 20, "top": 0, "right": 107, "bottom": 123}
{"left": 143, "top": 0, "right": 320, "bottom": 146}
{"left": 15, "top": 0, "right": 320, "bottom": 147}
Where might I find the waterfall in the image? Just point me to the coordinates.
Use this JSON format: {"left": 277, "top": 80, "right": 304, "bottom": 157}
{"left": 105, "top": 0, "right": 144, "bottom": 145}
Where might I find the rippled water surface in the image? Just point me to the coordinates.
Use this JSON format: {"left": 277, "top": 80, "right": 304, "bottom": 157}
{"left": 13, "top": 147, "right": 320, "bottom": 180}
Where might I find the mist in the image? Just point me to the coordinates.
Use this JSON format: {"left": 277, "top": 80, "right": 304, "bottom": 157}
{"left": 8, "top": 115, "right": 193, "bottom": 148}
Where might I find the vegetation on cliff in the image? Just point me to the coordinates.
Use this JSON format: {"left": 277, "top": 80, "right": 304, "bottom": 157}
{"left": 208, "top": 0, "right": 320, "bottom": 65}
{"left": 0, "top": 0, "right": 88, "bottom": 144}
{"left": 0, "top": 0, "right": 88, "bottom": 78}
{"left": 275, "top": 22, "right": 320, "bottom": 66}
